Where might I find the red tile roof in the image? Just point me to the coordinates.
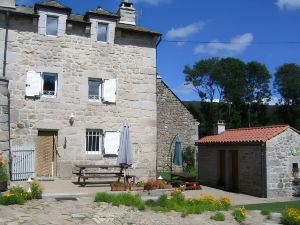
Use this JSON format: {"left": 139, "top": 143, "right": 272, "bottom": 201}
{"left": 196, "top": 125, "right": 299, "bottom": 144}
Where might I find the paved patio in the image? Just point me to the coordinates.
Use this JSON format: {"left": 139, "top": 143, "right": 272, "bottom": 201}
{"left": 10, "top": 179, "right": 298, "bottom": 205}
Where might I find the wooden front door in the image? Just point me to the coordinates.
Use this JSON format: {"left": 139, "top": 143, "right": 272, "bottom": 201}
{"left": 219, "top": 151, "right": 226, "bottom": 188}
{"left": 231, "top": 150, "right": 239, "bottom": 192}
{"left": 36, "top": 131, "right": 58, "bottom": 177}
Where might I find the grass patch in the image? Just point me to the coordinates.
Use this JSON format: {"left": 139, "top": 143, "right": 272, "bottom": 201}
{"left": 95, "top": 192, "right": 145, "bottom": 210}
{"left": 243, "top": 201, "right": 300, "bottom": 213}
{"left": 145, "top": 194, "right": 231, "bottom": 216}
{"left": 210, "top": 212, "right": 225, "bottom": 221}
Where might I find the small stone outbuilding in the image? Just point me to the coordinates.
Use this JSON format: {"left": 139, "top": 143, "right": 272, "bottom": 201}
{"left": 197, "top": 124, "right": 300, "bottom": 198}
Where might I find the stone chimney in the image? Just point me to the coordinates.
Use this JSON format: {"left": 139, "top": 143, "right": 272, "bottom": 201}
{"left": 213, "top": 120, "right": 226, "bottom": 135}
{"left": 0, "top": 0, "right": 16, "bottom": 9}
{"left": 118, "top": 0, "right": 136, "bottom": 25}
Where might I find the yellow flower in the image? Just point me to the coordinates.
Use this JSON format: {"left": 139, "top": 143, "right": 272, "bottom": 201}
{"left": 2, "top": 193, "right": 15, "bottom": 197}
{"left": 199, "top": 194, "right": 217, "bottom": 204}
{"left": 285, "top": 208, "right": 300, "bottom": 221}
{"left": 220, "top": 196, "right": 231, "bottom": 205}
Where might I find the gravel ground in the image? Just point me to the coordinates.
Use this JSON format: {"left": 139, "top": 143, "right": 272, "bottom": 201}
{"left": 0, "top": 197, "right": 281, "bottom": 225}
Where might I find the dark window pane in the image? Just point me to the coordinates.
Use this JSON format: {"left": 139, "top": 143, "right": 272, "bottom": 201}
{"left": 88, "top": 80, "right": 101, "bottom": 100}
{"left": 43, "top": 74, "right": 57, "bottom": 96}
{"left": 97, "top": 23, "right": 108, "bottom": 42}
{"left": 46, "top": 16, "right": 58, "bottom": 36}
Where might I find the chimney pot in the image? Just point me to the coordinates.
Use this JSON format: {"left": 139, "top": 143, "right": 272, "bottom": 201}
{"left": 0, "top": 0, "right": 16, "bottom": 9}
{"left": 118, "top": 1, "right": 136, "bottom": 25}
{"left": 213, "top": 120, "right": 226, "bottom": 135}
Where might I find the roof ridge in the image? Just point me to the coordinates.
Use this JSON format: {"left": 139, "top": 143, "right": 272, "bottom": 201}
{"left": 226, "top": 124, "right": 289, "bottom": 131}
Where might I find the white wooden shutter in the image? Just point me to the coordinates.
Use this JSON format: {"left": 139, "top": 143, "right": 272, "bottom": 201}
{"left": 26, "top": 71, "right": 42, "bottom": 97}
{"left": 104, "top": 131, "right": 120, "bottom": 155}
{"left": 103, "top": 79, "right": 116, "bottom": 103}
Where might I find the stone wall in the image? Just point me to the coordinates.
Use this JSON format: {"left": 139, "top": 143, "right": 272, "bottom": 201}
{"left": 266, "top": 128, "right": 300, "bottom": 197}
{"left": 0, "top": 79, "right": 9, "bottom": 160}
{"left": 1, "top": 13, "right": 158, "bottom": 179}
{"left": 156, "top": 78, "right": 199, "bottom": 171}
{"left": 198, "top": 144, "right": 264, "bottom": 197}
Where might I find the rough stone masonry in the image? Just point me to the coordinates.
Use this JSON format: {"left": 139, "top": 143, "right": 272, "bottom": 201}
{"left": 0, "top": 4, "right": 160, "bottom": 179}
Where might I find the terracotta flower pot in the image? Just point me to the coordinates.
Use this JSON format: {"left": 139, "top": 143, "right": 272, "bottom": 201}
{"left": 0, "top": 181, "right": 8, "bottom": 192}
{"left": 111, "top": 183, "right": 127, "bottom": 191}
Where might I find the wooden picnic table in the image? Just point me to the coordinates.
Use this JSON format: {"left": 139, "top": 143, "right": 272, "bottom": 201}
{"left": 74, "top": 164, "right": 135, "bottom": 187}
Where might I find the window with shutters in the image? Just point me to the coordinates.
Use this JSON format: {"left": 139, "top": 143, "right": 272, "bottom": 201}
{"left": 97, "top": 23, "right": 108, "bottom": 42}
{"left": 88, "top": 79, "right": 102, "bottom": 101}
{"left": 42, "top": 73, "right": 58, "bottom": 97}
{"left": 46, "top": 15, "right": 58, "bottom": 36}
{"left": 87, "top": 78, "right": 116, "bottom": 103}
{"left": 86, "top": 130, "right": 103, "bottom": 155}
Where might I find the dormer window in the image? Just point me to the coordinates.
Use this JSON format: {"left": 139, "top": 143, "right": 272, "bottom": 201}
{"left": 97, "top": 23, "right": 108, "bottom": 42}
{"left": 46, "top": 15, "right": 58, "bottom": 36}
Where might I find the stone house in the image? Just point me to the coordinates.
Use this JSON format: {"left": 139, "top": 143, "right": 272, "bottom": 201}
{"left": 156, "top": 77, "right": 199, "bottom": 171}
{"left": 0, "top": 0, "right": 198, "bottom": 180}
{"left": 0, "top": 0, "right": 162, "bottom": 179}
{"left": 197, "top": 123, "right": 300, "bottom": 197}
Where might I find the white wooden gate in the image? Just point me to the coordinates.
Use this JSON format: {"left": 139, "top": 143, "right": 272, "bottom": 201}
{"left": 11, "top": 145, "right": 35, "bottom": 181}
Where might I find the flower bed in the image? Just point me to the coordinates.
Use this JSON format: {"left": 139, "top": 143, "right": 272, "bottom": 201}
{"left": 281, "top": 208, "right": 300, "bottom": 225}
{"left": 0, "top": 181, "right": 43, "bottom": 206}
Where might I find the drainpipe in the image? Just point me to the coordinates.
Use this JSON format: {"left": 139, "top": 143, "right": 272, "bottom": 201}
{"left": 2, "top": 11, "right": 12, "bottom": 180}
{"left": 3, "top": 11, "right": 10, "bottom": 78}
{"left": 261, "top": 143, "right": 267, "bottom": 198}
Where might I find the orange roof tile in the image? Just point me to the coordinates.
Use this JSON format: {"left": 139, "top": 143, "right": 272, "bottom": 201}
{"left": 196, "top": 125, "right": 299, "bottom": 144}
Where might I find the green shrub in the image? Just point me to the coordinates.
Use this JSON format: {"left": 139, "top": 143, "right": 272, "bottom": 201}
{"left": 145, "top": 193, "right": 231, "bottom": 216}
{"left": 31, "top": 181, "right": 43, "bottom": 199}
{"left": 233, "top": 207, "right": 247, "bottom": 222}
{"left": 210, "top": 212, "right": 225, "bottom": 221}
{"left": 0, "top": 167, "right": 8, "bottom": 182}
{"left": 10, "top": 186, "right": 32, "bottom": 200}
{"left": 281, "top": 208, "right": 300, "bottom": 225}
{"left": 0, "top": 193, "right": 25, "bottom": 205}
{"left": 183, "top": 146, "right": 196, "bottom": 171}
{"left": 95, "top": 192, "right": 145, "bottom": 211}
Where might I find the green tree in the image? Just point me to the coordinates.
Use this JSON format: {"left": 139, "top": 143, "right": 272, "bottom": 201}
{"left": 274, "top": 63, "right": 300, "bottom": 105}
{"left": 244, "top": 61, "right": 271, "bottom": 127}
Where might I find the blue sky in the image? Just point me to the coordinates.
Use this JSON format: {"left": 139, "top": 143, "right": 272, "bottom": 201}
{"left": 17, "top": 0, "right": 300, "bottom": 103}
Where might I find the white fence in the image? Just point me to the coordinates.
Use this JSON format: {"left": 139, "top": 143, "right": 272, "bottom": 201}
{"left": 11, "top": 145, "right": 35, "bottom": 181}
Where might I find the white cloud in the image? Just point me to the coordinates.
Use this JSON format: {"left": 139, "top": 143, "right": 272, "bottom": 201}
{"left": 276, "top": 0, "right": 300, "bottom": 10}
{"left": 194, "top": 33, "right": 253, "bottom": 56}
{"left": 172, "top": 83, "right": 195, "bottom": 95}
{"left": 166, "top": 22, "right": 205, "bottom": 40}
{"left": 132, "top": 0, "right": 171, "bottom": 6}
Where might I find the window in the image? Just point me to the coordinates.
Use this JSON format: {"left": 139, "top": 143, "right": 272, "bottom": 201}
{"left": 86, "top": 130, "right": 102, "bottom": 154}
{"left": 46, "top": 15, "right": 58, "bottom": 36}
{"left": 88, "top": 79, "right": 102, "bottom": 101}
{"left": 97, "top": 23, "right": 108, "bottom": 42}
{"left": 42, "top": 73, "right": 57, "bottom": 97}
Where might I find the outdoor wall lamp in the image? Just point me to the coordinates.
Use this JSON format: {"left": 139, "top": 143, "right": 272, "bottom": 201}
{"left": 69, "top": 113, "right": 75, "bottom": 125}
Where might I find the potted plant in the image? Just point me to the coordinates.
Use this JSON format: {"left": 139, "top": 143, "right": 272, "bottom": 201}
{"left": 0, "top": 155, "right": 8, "bottom": 192}
{"left": 144, "top": 179, "right": 159, "bottom": 190}
{"left": 130, "top": 180, "right": 144, "bottom": 191}
{"left": 111, "top": 181, "right": 127, "bottom": 191}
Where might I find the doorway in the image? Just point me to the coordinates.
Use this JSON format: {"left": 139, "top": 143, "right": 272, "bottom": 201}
{"left": 218, "top": 150, "right": 226, "bottom": 188}
{"left": 36, "top": 131, "right": 58, "bottom": 177}
{"left": 231, "top": 150, "right": 239, "bottom": 192}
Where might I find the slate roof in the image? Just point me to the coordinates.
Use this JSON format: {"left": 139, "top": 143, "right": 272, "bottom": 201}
{"left": 7, "top": 4, "right": 160, "bottom": 35}
{"left": 85, "top": 7, "right": 120, "bottom": 19}
{"left": 196, "top": 125, "right": 299, "bottom": 144}
{"left": 34, "top": 0, "right": 71, "bottom": 12}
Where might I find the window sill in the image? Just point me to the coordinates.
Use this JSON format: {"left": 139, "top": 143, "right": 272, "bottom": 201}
{"left": 45, "top": 34, "right": 58, "bottom": 38}
{"left": 96, "top": 41, "right": 109, "bottom": 45}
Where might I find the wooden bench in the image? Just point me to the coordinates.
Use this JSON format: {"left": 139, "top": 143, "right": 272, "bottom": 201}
{"left": 74, "top": 164, "right": 136, "bottom": 187}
